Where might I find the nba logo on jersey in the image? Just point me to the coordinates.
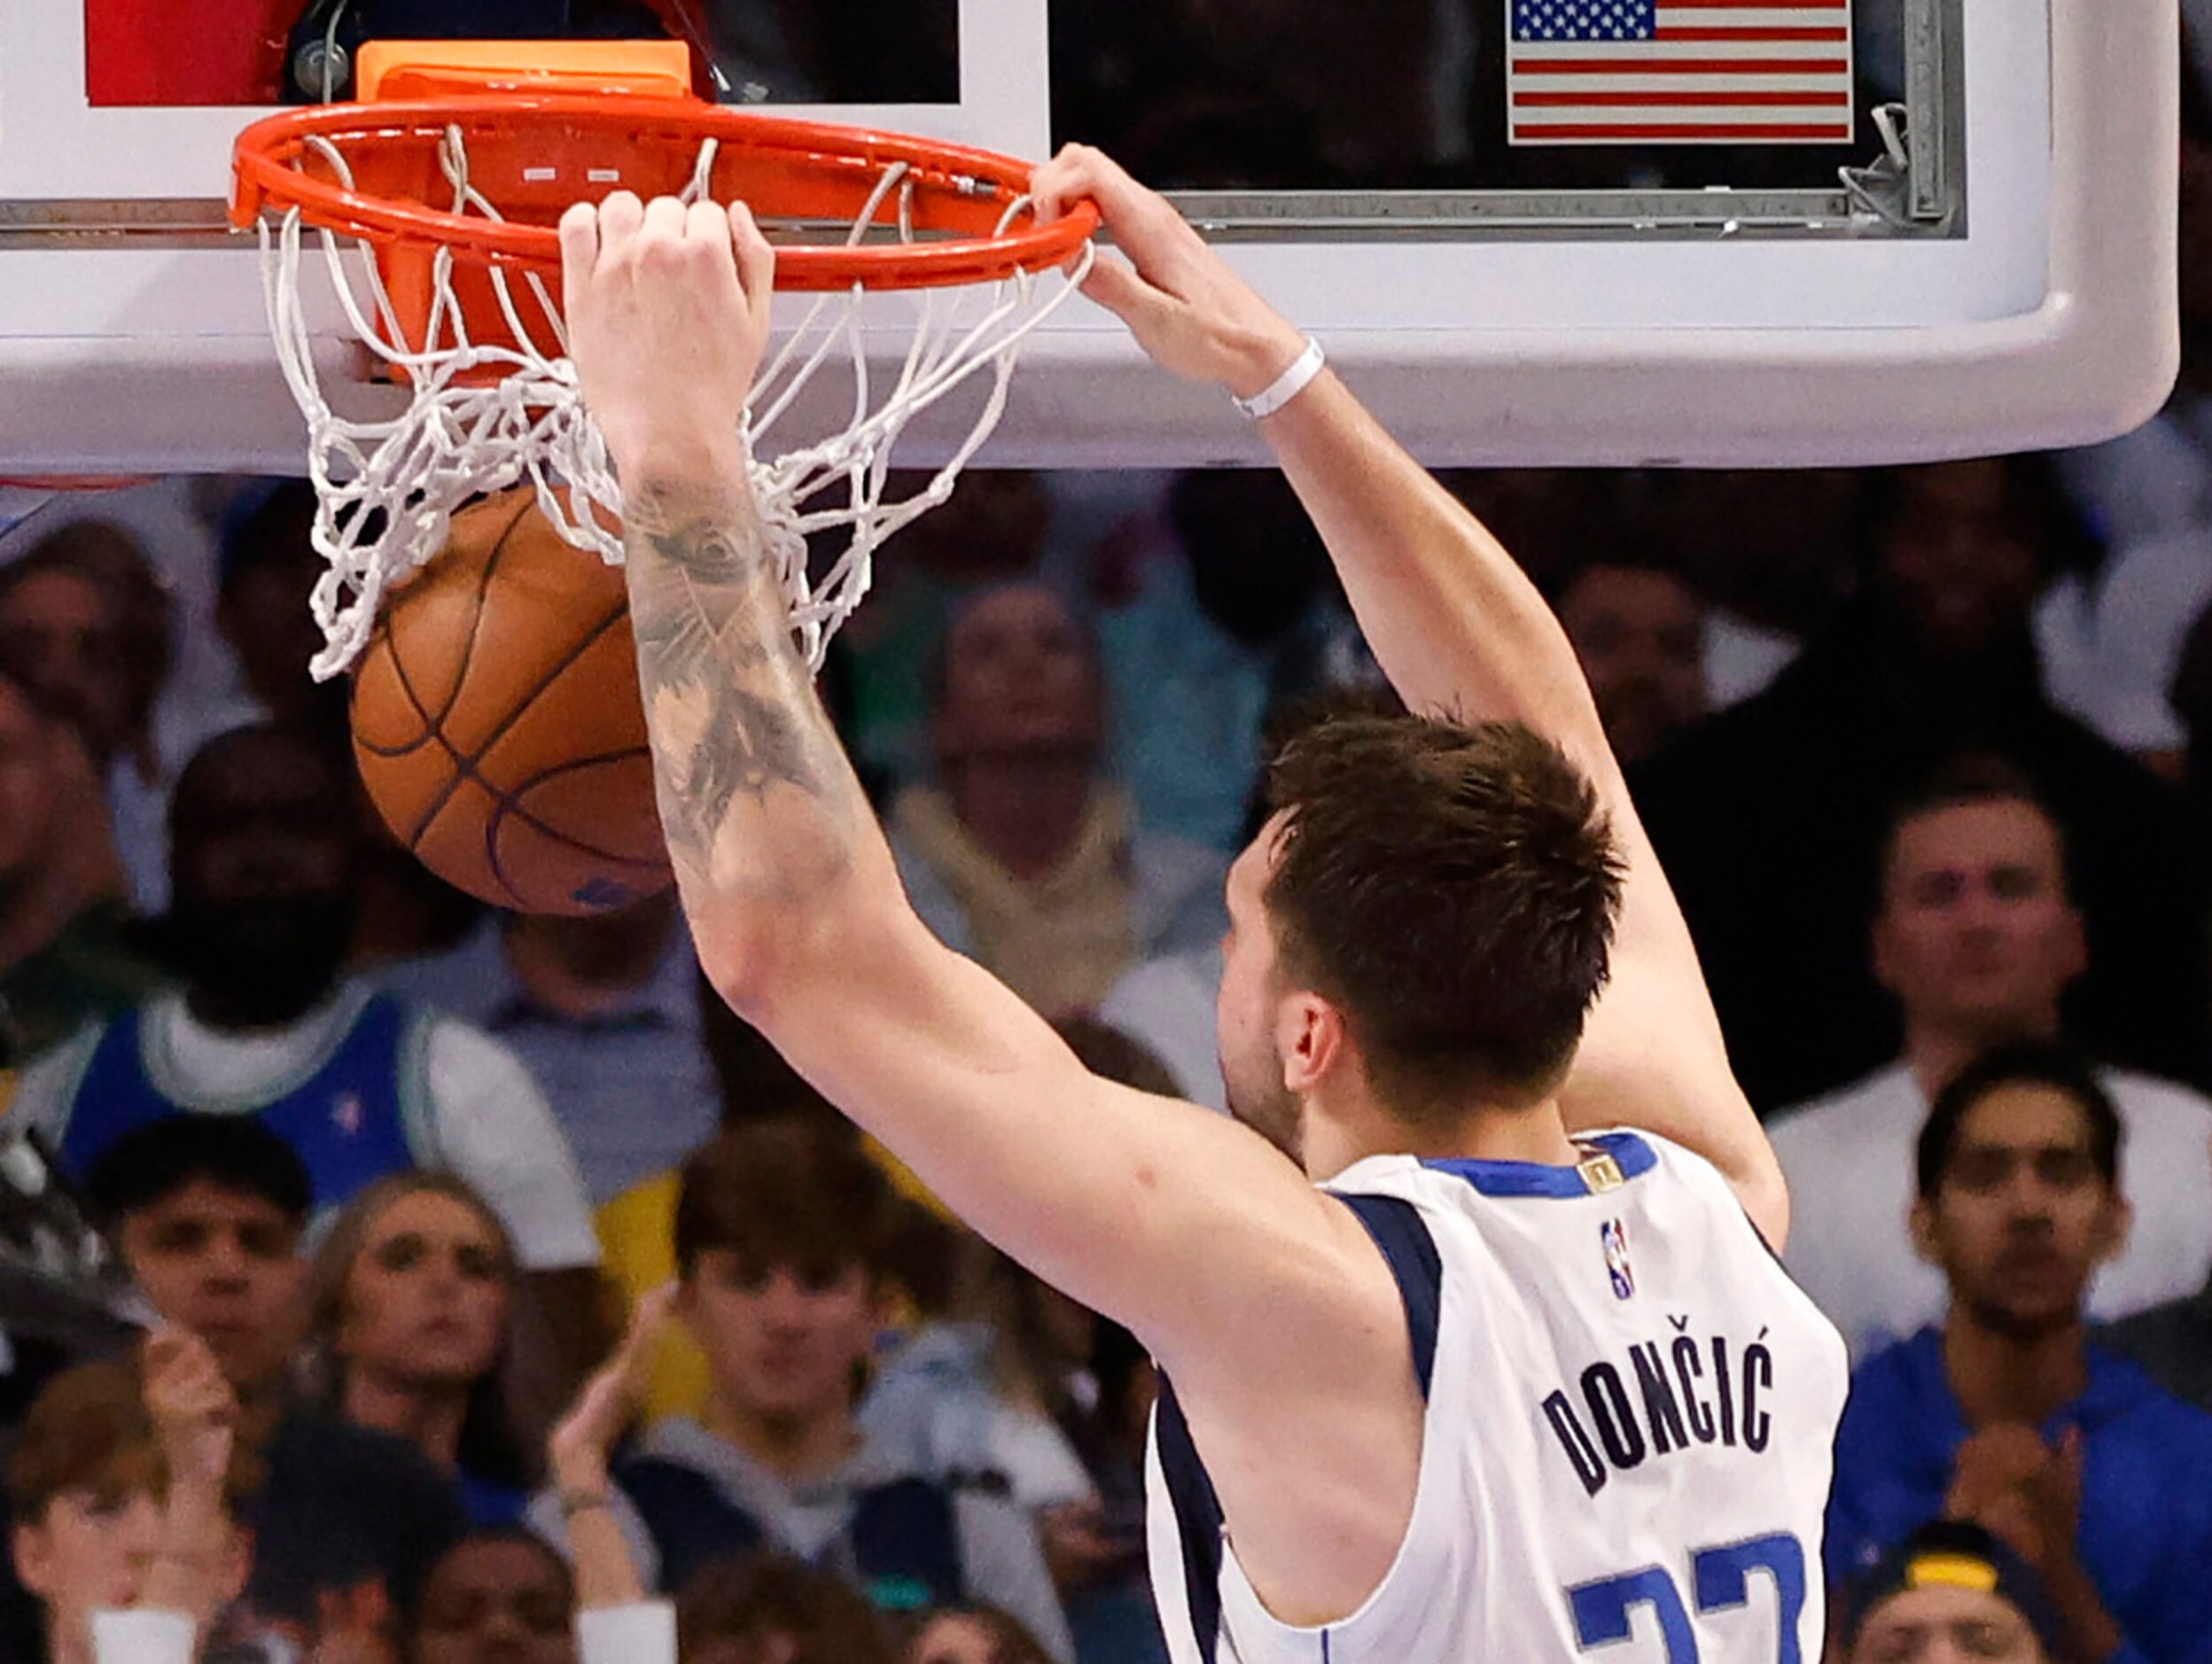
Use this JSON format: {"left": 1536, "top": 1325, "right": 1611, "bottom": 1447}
{"left": 331, "top": 1093, "right": 363, "bottom": 1137}
{"left": 1601, "top": 1217, "right": 1634, "bottom": 1300}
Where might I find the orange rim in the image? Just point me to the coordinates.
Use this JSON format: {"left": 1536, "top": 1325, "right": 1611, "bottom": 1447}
{"left": 230, "top": 97, "right": 1098, "bottom": 292}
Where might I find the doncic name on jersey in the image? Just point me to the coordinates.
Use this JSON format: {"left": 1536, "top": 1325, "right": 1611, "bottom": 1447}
{"left": 1538, "top": 1212, "right": 1780, "bottom": 1497}
{"left": 1540, "top": 1311, "right": 1778, "bottom": 1497}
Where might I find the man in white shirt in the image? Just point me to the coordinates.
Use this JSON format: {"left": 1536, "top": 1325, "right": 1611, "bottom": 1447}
{"left": 1772, "top": 755, "right": 2212, "bottom": 1359}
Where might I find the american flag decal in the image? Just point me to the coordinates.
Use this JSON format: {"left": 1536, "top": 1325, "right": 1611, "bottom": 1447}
{"left": 1507, "top": 0, "right": 1855, "bottom": 146}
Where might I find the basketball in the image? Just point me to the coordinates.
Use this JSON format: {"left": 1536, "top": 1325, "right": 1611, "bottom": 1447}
{"left": 350, "top": 485, "right": 673, "bottom": 916}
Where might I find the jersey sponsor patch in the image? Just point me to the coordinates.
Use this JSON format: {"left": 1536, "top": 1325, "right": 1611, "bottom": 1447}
{"left": 1602, "top": 1217, "right": 1635, "bottom": 1300}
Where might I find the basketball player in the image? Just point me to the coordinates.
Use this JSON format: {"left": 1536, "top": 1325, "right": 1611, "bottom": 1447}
{"left": 556, "top": 146, "right": 1847, "bottom": 1660}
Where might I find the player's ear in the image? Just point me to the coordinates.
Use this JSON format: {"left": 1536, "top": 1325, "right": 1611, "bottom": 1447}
{"left": 1277, "top": 992, "right": 1344, "bottom": 1095}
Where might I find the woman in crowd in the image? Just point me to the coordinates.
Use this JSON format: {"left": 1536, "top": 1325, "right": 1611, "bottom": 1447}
{"left": 907, "top": 1604, "right": 1056, "bottom": 1664}
{"left": 308, "top": 1174, "right": 534, "bottom": 1523}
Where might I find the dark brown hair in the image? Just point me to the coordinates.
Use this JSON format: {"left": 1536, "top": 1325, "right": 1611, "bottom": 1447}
{"left": 11, "top": 1358, "right": 261, "bottom": 1526}
{"left": 676, "top": 1553, "right": 895, "bottom": 1664}
{"left": 1263, "top": 710, "right": 1622, "bottom": 1117}
{"left": 1881, "top": 752, "right": 2070, "bottom": 900}
{"left": 675, "top": 1119, "right": 900, "bottom": 1282}
{"left": 1916, "top": 1038, "right": 2121, "bottom": 1201}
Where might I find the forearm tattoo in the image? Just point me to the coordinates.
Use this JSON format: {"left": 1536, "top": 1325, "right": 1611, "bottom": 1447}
{"left": 621, "top": 479, "right": 861, "bottom": 899}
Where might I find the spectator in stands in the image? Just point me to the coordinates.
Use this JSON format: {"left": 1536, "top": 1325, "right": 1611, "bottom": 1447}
{"left": 842, "top": 470, "right": 1055, "bottom": 794}
{"left": 1097, "top": 470, "right": 1352, "bottom": 854}
{"left": 212, "top": 482, "right": 480, "bottom": 970}
{"left": 308, "top": 1174, "right": 535, "bottom": 1526}
{"left": 1649, "top": 468, "right": 1865, "bottom": 708}
{"left": 674, "top": 1556, "right": 897, "bottom": 1664}
{"left": 209, "top": 483, "right": 342, "bottom": 743}
{"left": 385, "top": 893, "right": 720, "bottom": 1206}
{"left": 1633, "top": 457, "right": 2209, "bottom": 1110}
{"left": 2105, "top": 1196, "right": 2212, "bottom": 1415}
{"left": 9, "top": 1340, "right": 257, "bottom": 1664}
{"left": 72, "top": 1115, "right": 468, "bottom": 1639}
{"left": 536, "top": 1120, "right": 1072, "bottom": 1659}
{"left": 1835, "top": 1521, "right": 2065, "bottom": 1664}
{"left": 909, "top": 1604, "right": 1055, "bottom": 1664}
{"left": 596, "top": 992, "right": 844, "bottom": 1427}
{"left": 12, "top": 723, "right": 607, "bottom": 1442}
{"left": 0, "top": 518, "right": 176, "bottom": 909}
{"left": 1826, "top": 1042, "right": 2212, "bottom": 1664}
{"left": 1773, "top": 758, "right": 2212, "bottom": 1358}
{"left": 865, "top": 1016, "right": 1166, "bottom": 1664}
{"left": 865, "top": 1239, "right": 1156, "bottom": 1664}
{"left": 542, "top": 1286, "right": 899, "bottom": 1664}
{"left": 401, "top": 1528, "right": 577, "bottom": 1664}
{"left": 889, "top": 582, "right": 1225, "bottom": 1018}
{"left": 0, "top": 665, "right": 161, "bottom": 1066}
{"left": 1553, "top": 553, "right": 1709, "bottom": 768}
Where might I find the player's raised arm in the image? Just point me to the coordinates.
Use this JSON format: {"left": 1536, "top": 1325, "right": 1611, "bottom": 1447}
{"left": 1032, "top": 147, "right": 1787, "bottom": 1247}
{"left": 557, "top": 193, "right": 1402, "bottom": 1406}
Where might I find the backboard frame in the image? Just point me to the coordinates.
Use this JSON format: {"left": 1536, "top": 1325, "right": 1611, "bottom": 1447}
{"left": 0, "top": 0, "right": 2179, "bottom": 470}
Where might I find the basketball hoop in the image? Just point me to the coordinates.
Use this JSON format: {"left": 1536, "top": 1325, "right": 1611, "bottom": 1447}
{"left": 230, "top": 53, "right": 1099, "bottom": 680}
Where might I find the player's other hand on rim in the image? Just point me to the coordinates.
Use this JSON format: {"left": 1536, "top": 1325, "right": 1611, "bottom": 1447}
{"left": 558, "top": 192, "right": 776, "bottom": 480}
{"left": 1032, "top": 144, "right": 1309, "bottom": 404}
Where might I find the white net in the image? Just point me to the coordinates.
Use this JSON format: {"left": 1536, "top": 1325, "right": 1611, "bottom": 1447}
{"left": 257, "top": 125, "right": 1094, "bottom": 681}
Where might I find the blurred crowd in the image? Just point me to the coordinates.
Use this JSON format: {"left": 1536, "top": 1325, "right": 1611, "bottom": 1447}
{"left": 6, "top": 415, "right": 2212, "bottom": 1661}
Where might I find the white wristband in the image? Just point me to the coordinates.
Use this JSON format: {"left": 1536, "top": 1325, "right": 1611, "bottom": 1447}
{"left": 1232, "top": 337, "right": 1326, "bottom": 420}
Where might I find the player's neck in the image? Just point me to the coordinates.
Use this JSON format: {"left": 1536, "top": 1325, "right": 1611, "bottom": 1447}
{"left": 941, "top": 753, "right": 1098, "bottom": 881}
{"left": 1904, "top": 1011, "right": 2058, "bottom": 1099}
{"left": 701, "top": 1388, "right": 861, "bottom": 1484}
{"left": 1941, "top": 1304, "right": 2089, "bottom": 1427}
{"left": 1305, "top": 1092, "right": 1577, "bottom": 1178}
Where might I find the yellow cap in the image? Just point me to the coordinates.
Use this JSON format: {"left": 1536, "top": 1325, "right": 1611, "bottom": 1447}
{"left": 1904, "top": 1552, "right": 2001, "bottom": 1594}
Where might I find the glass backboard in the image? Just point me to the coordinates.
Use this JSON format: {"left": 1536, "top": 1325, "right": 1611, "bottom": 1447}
{"left": 0, "top": 0, "right": 2179, "bottom": 470}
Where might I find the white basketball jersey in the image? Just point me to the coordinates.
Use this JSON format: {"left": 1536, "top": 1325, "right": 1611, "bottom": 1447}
{"left": 1146, "top": 1130, "right": 1848, "bottom": 1664}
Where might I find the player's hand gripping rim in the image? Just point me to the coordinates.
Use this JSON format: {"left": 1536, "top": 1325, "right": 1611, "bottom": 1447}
{"left": 1030, "top": 144, "right": 1310, "bottom": 403}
